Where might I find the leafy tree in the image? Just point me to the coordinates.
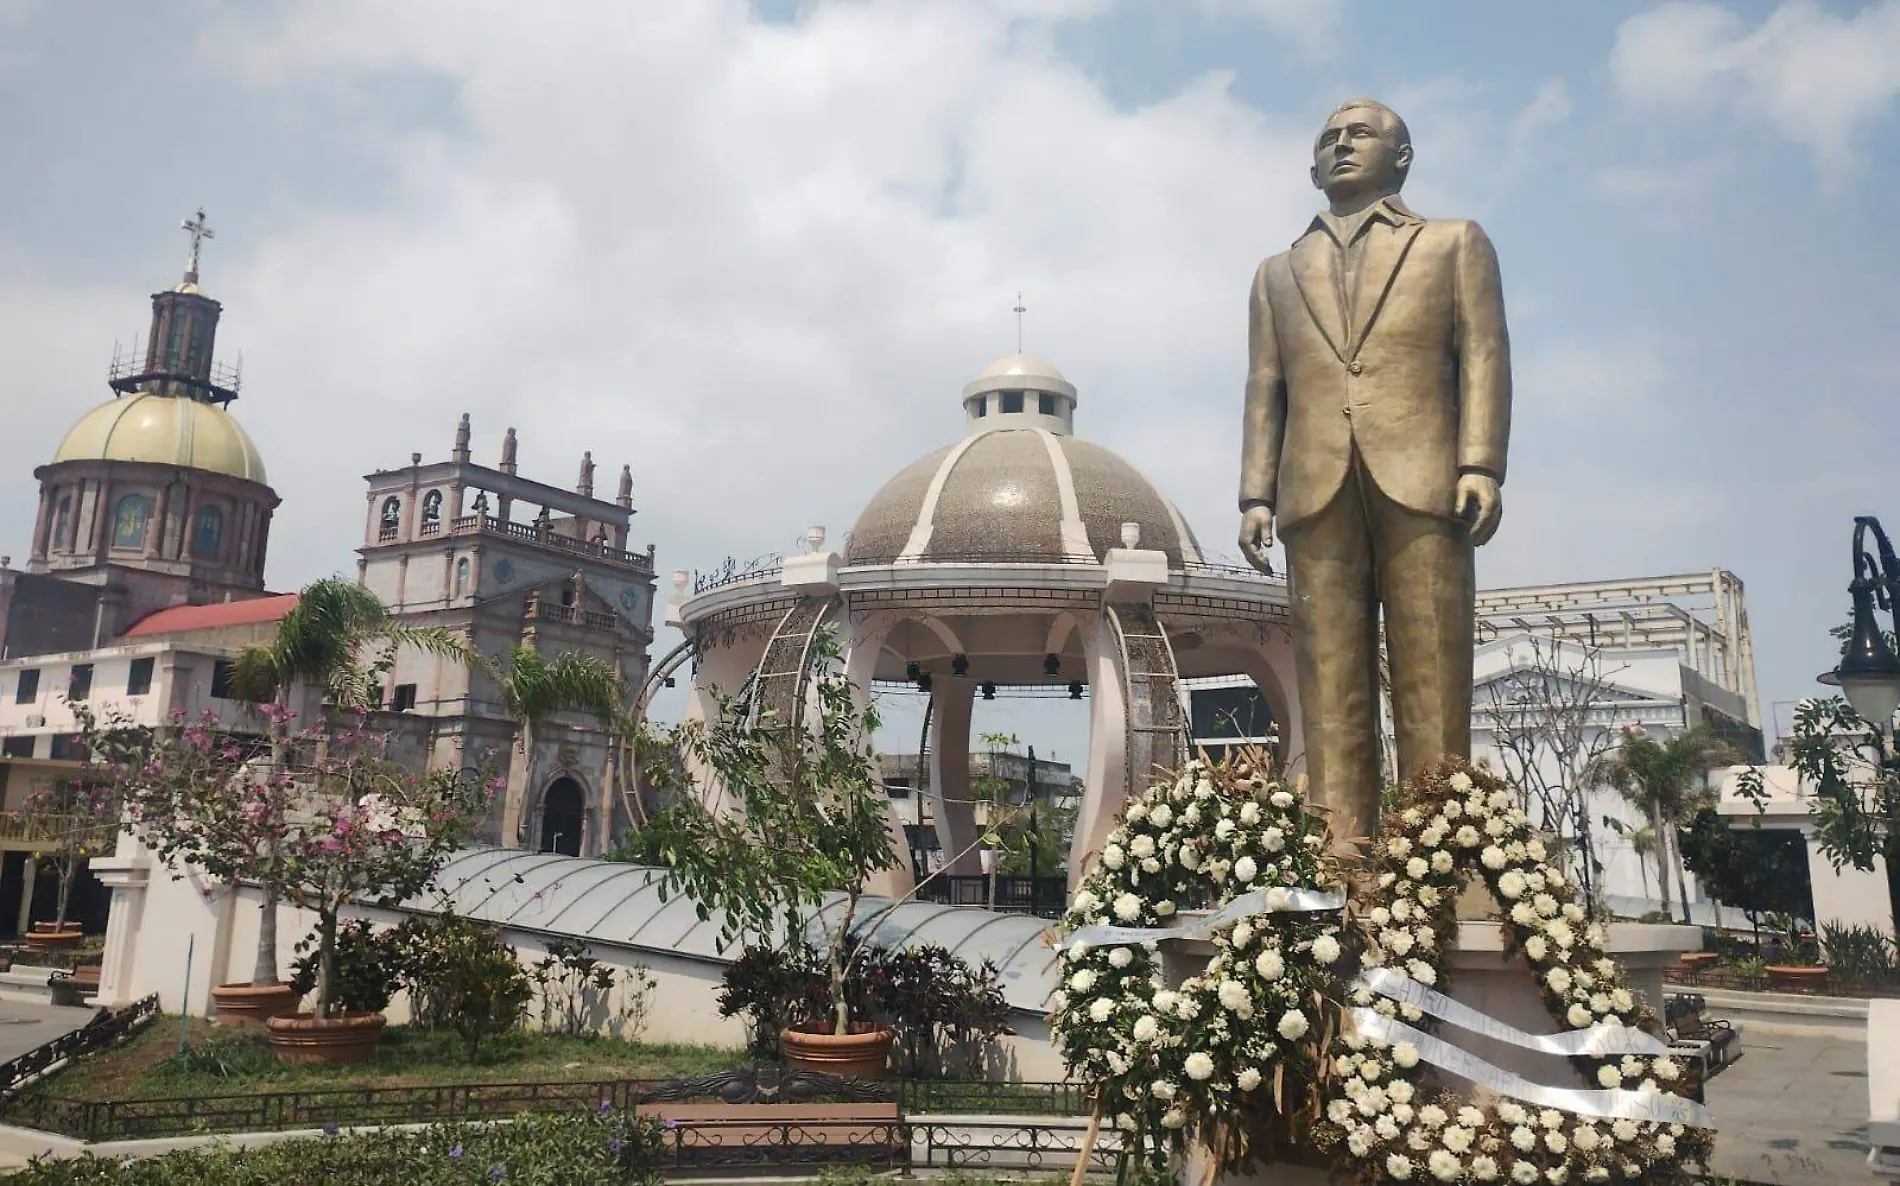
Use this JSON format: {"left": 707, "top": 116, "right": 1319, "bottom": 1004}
{"left": 1677, "top": 806, "right": 1811, "bottom": 941}
{"left": 640, "top": 625, "right": 898, "bottom": 1038}
{"left": 15, "top": 760, "right": 116, "bottom": 932}
{"left": 1590, "top": 724, "right": 1738, "bottom": 923}
{"left": 227, "top": 577, "right": 476, "bottom": 987}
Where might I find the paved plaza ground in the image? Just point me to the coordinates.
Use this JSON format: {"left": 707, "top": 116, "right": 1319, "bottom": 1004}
{"left": 0, "top": 1002, "right": 98, "bottom": 1065}
{"left": 1707, "top": 1030, "right": 1871, "bottom": 1186}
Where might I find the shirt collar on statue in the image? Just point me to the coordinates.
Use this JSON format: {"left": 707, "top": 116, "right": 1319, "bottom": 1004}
{"left": 1301, "top": 194, "right": 1421, "bottom": 247}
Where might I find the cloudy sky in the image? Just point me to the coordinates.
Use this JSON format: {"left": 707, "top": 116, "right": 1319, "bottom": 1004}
{"left": 2, "top": 0, "right": 1896, "bottom": 767}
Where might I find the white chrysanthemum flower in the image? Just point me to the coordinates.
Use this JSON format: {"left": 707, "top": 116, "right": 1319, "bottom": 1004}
{"left": 1449, "top": 772, "right": 1473, "bottom": 791}
{"left": 1140, "top": 858, "right": 1161, "bottom": 874}
{"left": 1407, "top": 961, "right": 1437, "bottom": 986}
{"left": 1428, "top": 1150, "right": 1461, "bottom": 1182}
{"left": 1430, "top": 851, "right": 1454, "bottom": 874}
{"left": 1270, "top": 789, "right": 1295, "bottom": 808}
{"left": 1236, "top": 1066, "right": 1262, "bottom": 1092}
{"left": 1386, "top": 930, "right": 1416, "bottom": 957}
{"left": 1404, "top": 857, "right": 1428, "bottom": 879}
{"left": 1399, "top": 1002, "right": 1423, "bottom": 1022}
{"left": 1231, "top": 919, "right": 1254, "bottom": 948}
{"left": 1511, "top": 1163, "right": 1539, "bottom": 1185}
{"left": 1546, "top": 967, "right": 1571, "bottom": 993}
{"left": 1263, "top": 827, "right": 1286, "bottom": 852}
{"left": 1391, "top": 1041, "right": 1420, "bottom": 1069}
{"left": 1562, "top": 902, "right": 1585, "bottom": 923}
{"left": 1419, "top": 826, "right": 1445, "bottom": 849}
{"left": 1524, "top": 936, "right": 1549, "bottom": 961}
{"left": 1178, "top": 843, "right": 1201, "bottom": 870}
{"left": 1347, "top": 1130, "right": 1372, "bottom": 1157}
{"left": 1389, "top": 1081, "right": 1415, "bottom": 1106}
{"left": 1387, "top": 1154, "right": 1414, "bottom": 1180}
{"left": 1471, "top": 1155, "right": 1499, "bottom": 1182}
{"left": 1375, "top": 1115, "right": 1401, "bottom": 1141}
{"left": 1052, "top": 991, "right": 1069, "bottom": 1012}
{"left": 1151, "top": 1079, "right": 1177, "bottom": 1100}
{"left": 1510, "top": 1126, "right": 1537, "bottom": 1152}
{"left": 1215, "top": 817, "right": 1236, "bottom": 839}
{"left": 1276, "top": 1009, "right": 1309, "bottom": 1040}
{"left": 1152, "top": 989, "right": 1179, "bottom": 1012}
{"left": 1130, "top": 834, "right": 1156, "bottom": 860}
{"left": 1567, "top": 1003, "right": 1592, "bottom": 1027}
{"left": 1611, "top": 1119, "right": 1638, "bottom": 1142}
{"left": 1234, "top": 856, "right": 1259, "bottom": 883}
{"left": 1101, "top": 845, "right": 1125, "bottom": 870}
{"left": 1388, "top": 837, "right": 1413, "bottom": 858}
{"left": 1418, "top": 885, "right": 1442, "bottom": 906}
{"left": 1544, "top": 1131, "right": 1567, "bottom": 1155}
{"left": 1149, "top": 803, "right": 1173, "bottom": 827}
{"left": 1612, "top": 988, "right": 1634, "bottom": 1012}
{"left": 1184, "top": 1052, "right": 1215, "bottom": 1081}
{"left": 1510, "top": 902, "right": 1537, "bottom": 926}
{"left": 1313, "top": 934, "right": 1342, "bottom": 964}
{"left": 1256, "top": 949, "right": 1285, "bottom": 980}
{"left": 1497, "top": 1102, "right": 1527, "bottom": 1125}
{"left": 1452, "top": 824, "right": 1479, "bottom": 848}
{"left": 1156, "top": 900, "right": 1176, "bottom": 917}
{"left": 1655, "top": 1133, "right": 1675, "bottom": 1156}
{"left": 1218, "top": 979, "right": 1249, "bottom": 1012}
{"left": 1485, "top": 815, "right": 1509, "bottom": 837}
{"left": 1370, "top": 906, "right": 1392, "bottom": 927}
{"left": 1070, "top": 969, "right": 1098, "bottom": 992}
{"left": 1597, "top": 1064, "right": 1623, "bottom": 1088}
{"left": 1418, "top": 1104, "right": 1447, "bottom": 1129}
{"left": 1654, "top": 1056, "right": 1680, "bottom": 1080}
{"left": 1160, "top": 1107, "right": 1188, "bottom": 1129}
{"left": 1109, "top": 947, "right": 1133, "bottom": 969}
{"left": 1572, "top": 1125, "right": 1601, "bottom": 1152}
{"left": 1126, "top": 803, "right": 1147, "bottom": 823}
{"left": 1132, "top": 1015, "right": 1159, "bottom": 1042}
{"left": 1533, "top": 893, "right": 1559, "bottom": 918}
{"left": 1497, "top": 870, "right": 1528, "bottom": 899}
{"left": 1265, "top": 886, "right": 1292, "bottom": 911}
{"left": 1113, "top": 893, "right": 1143, "bottom": 922}
{"left": 1545, "top": 920, "right": 1575, "bottom": 948}
{"left": 1239, "top": 801, "right": 1261, "bottom": 825}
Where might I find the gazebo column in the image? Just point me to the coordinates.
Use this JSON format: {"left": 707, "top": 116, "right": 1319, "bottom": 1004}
{"left": 928, "top": 675, "right": 982, "bottom": 875}
{"left": 842, "top": 617, "right": 916, "bottom": 899}
{"left": 1070, "top": 613, "right": 1130, "bottom": 892}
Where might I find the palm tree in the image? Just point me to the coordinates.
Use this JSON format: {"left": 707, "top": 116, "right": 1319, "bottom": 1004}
{"left": 1591, "top": 724, "right": 1738, "bottom": 924}
{"left": 491, "top": 645, "right": 623, "bottom": 849}
{"left": 227, "top": 577, "right": 476, "bottom": 987}
{"left": 1628, "top": 824, "right": 1657, "bottom": 904}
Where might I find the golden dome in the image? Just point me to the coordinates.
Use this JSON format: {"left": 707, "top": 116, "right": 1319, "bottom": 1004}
{"left": 53, "top": 392, "right": 267, "bottom": 483}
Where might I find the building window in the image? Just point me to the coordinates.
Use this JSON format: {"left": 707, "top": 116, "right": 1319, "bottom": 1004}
{"left": 971, "top": 397, "right": 987, "bottom": 418}
{"left": 192, "top": 506, "right": 223, "bottom": 559}
{"left": 127, "top": 657, "right": 155, "bottom": 697}
{"left": 112, "top": 494, "right": 153, "bottom": 549}
{"left": 49, "top": 495, "right": 71, "bottom": 551}
{"left": 68, "top": 664, "right": 94, "bottom": 702}
{"left": 1038, "top": 392, "right": 1057, "bottom": 415}
{"left": 15, "top": 670, "right": 40, "bottom": 704}
{"left": 421, "top": 490, "right": 443, "bottom": 523}
{"left": 1001, "top": 390, "right": 1024, "bottom": 414}
{"left": 391, "top": 683, "right": 418, "bottom": 712}
{"left": 2, "top": 736, "right": 34, "bottom": 759}
{"left": 49, "top": 734, "right": 87, "bottom": 762}
{"left": 455, "top": 557, "right": 471, "bottom": 597}
{"left": 379, "top": 496, "right": 402, "bottom": 534}
{"left": 210, "top": 660, "right": 236, "bottom": 700}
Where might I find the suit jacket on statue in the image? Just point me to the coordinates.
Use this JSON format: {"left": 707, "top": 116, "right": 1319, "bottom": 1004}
{"left": 1239, "top": 195, "right": 1511, "bottom": 532}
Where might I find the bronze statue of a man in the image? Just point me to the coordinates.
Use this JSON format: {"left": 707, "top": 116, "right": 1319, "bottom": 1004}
{"left": 1238, "top": 98, "right": 1511, "bottom": 845}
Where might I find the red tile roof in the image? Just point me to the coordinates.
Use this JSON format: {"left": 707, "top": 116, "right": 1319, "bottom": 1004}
{"left": 122, "top": 593, "right": 300, "bottom": 638}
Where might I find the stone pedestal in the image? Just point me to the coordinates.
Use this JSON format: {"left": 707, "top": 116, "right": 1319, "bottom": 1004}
{"left": 1162, "top": 918, "right": 1702, "bottom": 1185}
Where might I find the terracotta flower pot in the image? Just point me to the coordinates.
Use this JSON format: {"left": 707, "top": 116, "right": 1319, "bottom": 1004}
{"left": 781, "top": 1023, "right": 894, "bottom": 1079}
{"left": 1764, "top": 964, "right": 1830, "bottom": 992}
{"left": 213, "top": 982, "right": 303, "bottom": 1027}
{"left": 23, "top": 923, "right": 84, "bottom": 951}
{"left": 266, "top": 1011, "right": 388, "bottom": 1064}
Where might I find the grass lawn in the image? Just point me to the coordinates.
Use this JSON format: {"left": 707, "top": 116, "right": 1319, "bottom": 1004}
{"left": 30, "top": 1016, "right": 744, "bottom": 1102}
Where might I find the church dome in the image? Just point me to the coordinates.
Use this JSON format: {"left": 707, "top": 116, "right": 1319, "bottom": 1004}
{"left": 53, "top": 392, "right": 267, "bottom": 483}
{"left": 845, "top": 355, "right": 1201, "bottom": 567}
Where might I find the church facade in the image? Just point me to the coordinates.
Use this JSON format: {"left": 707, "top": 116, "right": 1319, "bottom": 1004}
{"left": 0, "top": 219, "right": 656, "bottom": 937}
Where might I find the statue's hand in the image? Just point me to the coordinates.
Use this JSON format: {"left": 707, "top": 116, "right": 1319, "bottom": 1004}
{"left": 1238, "top": 505, "right": 1276, "bottom": 575}
{"left": 1455, "top": 473, "right": 1503, "bottom": 546}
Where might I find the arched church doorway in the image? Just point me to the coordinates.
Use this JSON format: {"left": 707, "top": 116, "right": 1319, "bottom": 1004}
{"left": 539, "top": 779, "right": 585, "bottom": 857}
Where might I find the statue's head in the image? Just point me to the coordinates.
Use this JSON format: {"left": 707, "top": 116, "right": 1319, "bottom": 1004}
{"left": 1311, "top": 98, "right": 1412, "bottom": 203}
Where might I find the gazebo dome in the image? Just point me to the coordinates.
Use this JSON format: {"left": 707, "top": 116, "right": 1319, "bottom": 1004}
{"left": 845, "top": 355, "right": 1201, "bottom": 567}
{"left": 53, "top": 392, "right": 267, "bottom": 483}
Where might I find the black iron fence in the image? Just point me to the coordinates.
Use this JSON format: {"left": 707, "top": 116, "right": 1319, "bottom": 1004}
{"left": 5, "top": 1069, "right": 1091, "bottom": 1144}
{"left": 914, "top": 873, "right": 1068, "bottom": 918}
{"left": 0, "top": 995, "right": 158, "bottom": 1097}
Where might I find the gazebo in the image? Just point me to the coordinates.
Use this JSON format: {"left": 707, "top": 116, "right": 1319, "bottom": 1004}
{"left": 647, "top": 354, "right": 1301, "bottom": 897}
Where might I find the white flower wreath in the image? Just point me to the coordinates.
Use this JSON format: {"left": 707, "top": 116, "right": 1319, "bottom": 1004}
{"left": 1051, "top": 757, "right": 1346, "bottom": 1173}
{"left": 1314, "top": 761, "right": 1714, "bottom": 1185}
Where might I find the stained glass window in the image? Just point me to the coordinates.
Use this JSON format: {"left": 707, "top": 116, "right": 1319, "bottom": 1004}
{"left": 112, "top": 494, "right": 153, "bottom": 549}
{"left": 193, "top": 505, "right": 223, "bottom": 558}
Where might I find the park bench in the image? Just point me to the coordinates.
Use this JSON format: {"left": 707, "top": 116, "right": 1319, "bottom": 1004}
{"left": 48, "top": 958, "right": 100, "bottom": 1008}
{"left": 630, "top": 1068, "right": 906, "bottom": 1169}
{"left": 1664, "top": 992, "right": 1740, "bottom": 1089}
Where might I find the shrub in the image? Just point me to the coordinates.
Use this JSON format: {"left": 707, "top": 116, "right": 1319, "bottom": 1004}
{"left": 716, "top": 944, "right": 827, "bottom": 1058}
{"left": 8, "top": 1109, "right": 662, "bottom": 1185}
{"left": 399, "top": 913, "right": 532, "bottom": 1061}
{"left": 1820, "top": 921, "right": 1898, "bottom": 983}
{"left": 288, "top": 920, "right": 407, "bottom": 1015}
{"left": 158, "top": 1030, "right": 279, "bottom": 1082}
{"left": 529, "top": 938, "right": 657, "bottom": 1040}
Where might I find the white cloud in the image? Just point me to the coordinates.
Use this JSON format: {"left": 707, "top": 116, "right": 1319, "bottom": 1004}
{"left": 135, "top": 0, "right": 1322, "bottom": 599}
{"left": 1610, "top": 0, "right": 1900, "bottom": 162}
{"left": 1510, "top": 77, "right": 1572, "bottom": 154}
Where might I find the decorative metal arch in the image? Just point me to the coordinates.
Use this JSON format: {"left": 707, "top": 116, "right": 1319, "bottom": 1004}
{"left": 1106, "top": 601, "right": 1189, "bottom": 798}
{"left": 747, "top": 595, "right": 842, "bottom": 731}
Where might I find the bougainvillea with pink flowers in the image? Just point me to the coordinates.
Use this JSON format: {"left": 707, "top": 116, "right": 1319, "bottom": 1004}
{"left": 85, "top": 706, "right": 496, "bottom": 1018}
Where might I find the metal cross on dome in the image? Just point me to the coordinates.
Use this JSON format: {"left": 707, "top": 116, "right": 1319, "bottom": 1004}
{"left": 181, "top": 208, "right": 214, "bottom": 281}
{"left": 1013, "top": 292, "right": 1026, "bottom": 353}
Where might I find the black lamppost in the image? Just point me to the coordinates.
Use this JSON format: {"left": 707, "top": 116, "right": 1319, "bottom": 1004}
{"left": 1818, "top": 516, "right": 1900, "bottom": 742}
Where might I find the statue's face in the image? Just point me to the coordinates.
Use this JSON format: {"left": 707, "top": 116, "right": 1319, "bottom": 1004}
{"left": 1310, "top": 106, "right": 1411, "bottom": 202}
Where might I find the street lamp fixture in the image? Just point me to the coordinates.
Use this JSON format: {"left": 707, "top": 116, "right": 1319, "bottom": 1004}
{"left": 1043, "top": 653, "right": 1061, "bottom": 677}
{"left": 980, "top": 681, "right": 997, "bottom": 701}
{"left": 1068, "top": 681, "right": 1084, "bottom": 700}
{"left": 1819, "top": 516, "right": 1900, "bottom": 734}
{"left": 952, "top": 654, "right": 969, "bottom": 678}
